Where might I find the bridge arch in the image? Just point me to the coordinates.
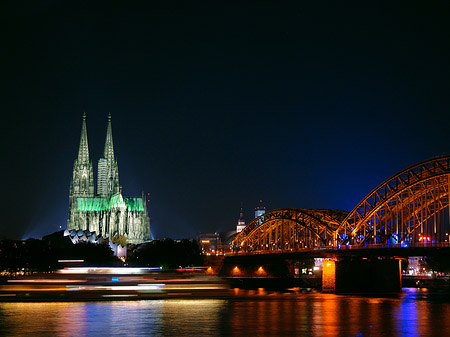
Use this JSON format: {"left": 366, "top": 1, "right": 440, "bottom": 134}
{"left": 335, "top": 155, "right": 450, "bottom": 247}
{"left": 233, "top": 156, "right": 450, "bottom": 253}
{"left": 232, "top": 208, "right": 347, "bottom": 253}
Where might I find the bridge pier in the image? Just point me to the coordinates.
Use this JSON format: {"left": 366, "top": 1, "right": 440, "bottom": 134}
{"left": 322, "top": 258, "right": 402, "bottom": 293}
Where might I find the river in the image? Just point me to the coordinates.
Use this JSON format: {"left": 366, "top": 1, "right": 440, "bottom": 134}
{"left": 1, "top": 288, "right": 449, "bottom": 336}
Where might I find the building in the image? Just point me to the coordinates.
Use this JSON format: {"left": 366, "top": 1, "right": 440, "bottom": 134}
{"left": 67, "top": 113, "right": 150, "bottom": 244}
{"left": 197, "top": 233, "right": 222, "bottom": 255}
{"left": 254, "top": 199, "right": 266, "bottom": 224}
{"left": 236, "top": 205, "right": 246, "bottom": 233}
{"left": 64, "top": 229, "right": 99, "bottom": 244}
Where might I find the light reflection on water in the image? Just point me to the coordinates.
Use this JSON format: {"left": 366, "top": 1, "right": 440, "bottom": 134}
{"left": 1, "top": 288, "right": 450, "bottom": 336}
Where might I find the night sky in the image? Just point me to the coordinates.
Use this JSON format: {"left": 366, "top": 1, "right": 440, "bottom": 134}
{"left": 2, "top": 1, "right": 450, "bottom": 240}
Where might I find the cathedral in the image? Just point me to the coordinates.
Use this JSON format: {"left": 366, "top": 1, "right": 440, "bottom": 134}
{"left": 67, "top": 113, "right": 151, "bottom": 244}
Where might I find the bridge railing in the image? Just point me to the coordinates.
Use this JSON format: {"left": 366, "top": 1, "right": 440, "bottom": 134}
{"left": 232, "top": 242, "right": 450, "bottom": 254}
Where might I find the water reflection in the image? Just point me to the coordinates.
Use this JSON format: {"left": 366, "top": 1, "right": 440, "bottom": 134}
{"left": 0, "top": 300, "right": 224, "bottom": 336}
{"left": 1, "top": 289, "right": 450, "bottom": 336}
{"left": 224, "top": 289, "right": 450, "bottom": 336}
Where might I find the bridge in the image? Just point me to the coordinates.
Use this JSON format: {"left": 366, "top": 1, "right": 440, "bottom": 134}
{"left": 222, "top": 156, "right": 450, "bottom": 292}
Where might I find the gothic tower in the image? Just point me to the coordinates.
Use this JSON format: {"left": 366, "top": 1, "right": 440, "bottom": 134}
{"left": 67, "top": 113, "right": 95, "bottom": 230}
{"left": 97, "top": 113, "right": 121, "bottom": 197}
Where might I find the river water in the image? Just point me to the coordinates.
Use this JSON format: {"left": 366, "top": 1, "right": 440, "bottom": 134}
{"left": 0, "top": 288, "right": 449, "bottom": 336}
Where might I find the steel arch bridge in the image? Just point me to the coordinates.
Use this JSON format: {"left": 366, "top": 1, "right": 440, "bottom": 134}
{"left": 233, "top": 156, "right": 450, "bottom": 253}
{"left": 232, "top": 208, "right": 348, "bottom": 252}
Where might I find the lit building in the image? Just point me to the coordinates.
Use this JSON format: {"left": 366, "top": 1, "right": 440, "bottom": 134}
{"left": 236, "top": 206, "right": 246, "bottom": 233}
{"left": 255, "top": 199, "right": 266, "bottom": 221}
{"left": 407, "top": 256, "right": 426, "bottom": 275}
{"left": 197, "top": 233, "right": 222, "bottom": 255}
{"left": 67, "top": 113, "right": 151, "bottom": 244}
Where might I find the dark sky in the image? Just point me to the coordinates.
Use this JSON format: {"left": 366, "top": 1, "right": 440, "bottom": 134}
{"left": 2, "top": 1, "right": 450, "bottom": 240}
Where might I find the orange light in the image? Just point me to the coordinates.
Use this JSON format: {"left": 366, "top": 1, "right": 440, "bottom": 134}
{"left": 256, "top": 266, "right": 266, "bottom": 276}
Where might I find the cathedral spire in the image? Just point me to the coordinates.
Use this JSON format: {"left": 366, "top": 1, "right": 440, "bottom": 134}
{"left": 98, "top": 113, "right": 120, "bottom": 197}
{"left": 77, "top": 112, "right": 90, "bottom": 162}
{"left": 68, "top": 112, "right": 95, "bottom": 230}
{"left": 103, "top": 112, "right": 115, "bottom": 162}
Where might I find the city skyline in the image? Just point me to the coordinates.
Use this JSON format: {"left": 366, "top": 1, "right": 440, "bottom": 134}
{"left": 2, "top": 2, "right": 450, "bottom": 240}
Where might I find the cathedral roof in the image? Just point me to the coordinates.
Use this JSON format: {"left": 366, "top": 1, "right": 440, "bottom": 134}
{"left": 76, "top": 193, "right": 144, "bottom": 212}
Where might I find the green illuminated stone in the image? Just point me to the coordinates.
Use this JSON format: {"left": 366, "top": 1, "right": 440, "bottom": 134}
{"left": 76, "top": 194, "right": 144, "bottom": 212}
{"left": 68, "top": 114, "right": 150, "bottom": 244}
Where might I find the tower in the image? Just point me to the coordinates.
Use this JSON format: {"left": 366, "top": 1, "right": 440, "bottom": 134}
{"left": 67, "top": 112, "right": 95, "bottom": 230}
{"left": 236, "top": 205, "right": 246, "bottom": 233}
{"left": 97, "top": 113, "right": 120, "bottom": 197}
{"left": 255, "top": 199, "right": 266, "bottom": 219}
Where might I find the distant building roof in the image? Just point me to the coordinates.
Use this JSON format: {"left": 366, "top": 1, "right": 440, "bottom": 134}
{"left": 65, "top": 229, "right": 99, "bottom": 244}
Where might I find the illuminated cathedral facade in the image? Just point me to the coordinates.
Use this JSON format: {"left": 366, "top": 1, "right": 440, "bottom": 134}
{"left": 67, "top": 113, "right": 150, "bottom": 244}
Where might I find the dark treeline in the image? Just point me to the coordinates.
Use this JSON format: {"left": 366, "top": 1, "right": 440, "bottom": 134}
{"left": 0, "top": 233, "right": 203, "bottom": 273}
{"left": 127, "top": 239, "right": 203, "bottom": 269}
{"left": 425, "top": 255, "right": 450, "bottom": 273}
{"left": 0, "top": 237, "right": 120, "bottom": 272}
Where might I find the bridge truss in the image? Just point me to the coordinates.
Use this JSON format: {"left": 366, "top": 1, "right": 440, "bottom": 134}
{"left": 233, "top": 156, "right": 450, "bottom": 252}
{"left": 335, "top": 156, "right": 450, "bottom": 247}
{"left": 232, "top": 208, "right": 347, "bottom": 253}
